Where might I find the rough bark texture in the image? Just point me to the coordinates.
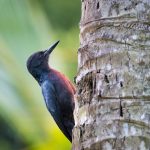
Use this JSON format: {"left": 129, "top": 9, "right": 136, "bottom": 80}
{"left": 73, "top": 0, "right": 150, "bottom": 149}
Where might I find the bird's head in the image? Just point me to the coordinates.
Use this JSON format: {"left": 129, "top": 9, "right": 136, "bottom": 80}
{"left": 26, "top": 41, "right": 59, "bottom": 80}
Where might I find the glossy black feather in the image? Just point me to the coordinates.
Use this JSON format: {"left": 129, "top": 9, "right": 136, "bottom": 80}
{"left": 41, "top": 77, "right": 73, "bottom": 141}
{"left": 26, "top": 41, "right": 75, "bottom": 142}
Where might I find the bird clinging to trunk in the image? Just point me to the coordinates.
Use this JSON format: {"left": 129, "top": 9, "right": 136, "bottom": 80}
{"left": 26, "top": 41, "right": 75, "bottom": 142}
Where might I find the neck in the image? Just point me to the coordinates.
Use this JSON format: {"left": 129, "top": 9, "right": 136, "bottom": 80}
{"left": 34, "top": 67, "right": 52, "bottom": 85}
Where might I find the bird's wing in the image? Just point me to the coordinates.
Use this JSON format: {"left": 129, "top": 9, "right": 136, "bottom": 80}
{"left": 41, "top": 81, "right": 72, "bottom": 142}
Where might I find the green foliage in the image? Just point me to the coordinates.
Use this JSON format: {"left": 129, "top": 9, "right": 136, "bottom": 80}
{"left": 29, "top": 0, "right": 80, "bottom": 30}
{"left": 0, "top": 0, "right": 79, "bottom": 149}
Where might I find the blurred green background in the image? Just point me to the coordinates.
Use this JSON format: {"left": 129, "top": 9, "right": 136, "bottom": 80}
{"left": 0, "top": 0, "right": 80, "bottom": 150}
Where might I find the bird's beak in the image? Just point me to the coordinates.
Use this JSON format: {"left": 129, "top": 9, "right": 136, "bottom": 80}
{"left": 44, "top": 41, "right": 60, "bottom": 56}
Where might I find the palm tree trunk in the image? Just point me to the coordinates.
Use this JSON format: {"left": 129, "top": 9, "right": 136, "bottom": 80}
{"left": 73, "top": 0, "right": 150, "bottom": 149}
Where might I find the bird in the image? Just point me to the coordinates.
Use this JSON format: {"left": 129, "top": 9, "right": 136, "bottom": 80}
{"left": 26, "top": 41, "right": 75, "bottom": 142}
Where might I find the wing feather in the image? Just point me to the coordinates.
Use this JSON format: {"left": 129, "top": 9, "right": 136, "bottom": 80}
{"left": 41, "top": 81, "right": 72, "bottom": 142}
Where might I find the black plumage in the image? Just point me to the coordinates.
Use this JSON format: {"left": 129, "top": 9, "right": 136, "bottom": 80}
{"left": 26, "top": 41, "right": 75, "bottom": 142}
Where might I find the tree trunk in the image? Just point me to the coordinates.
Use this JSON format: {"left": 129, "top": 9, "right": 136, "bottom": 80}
{"left": 73, "top": 0, "right": 150, "bottom": 149}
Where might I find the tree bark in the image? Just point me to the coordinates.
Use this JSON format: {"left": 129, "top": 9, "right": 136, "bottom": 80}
{"left": 73, "top": 0, "right": 150, "bottom": 149}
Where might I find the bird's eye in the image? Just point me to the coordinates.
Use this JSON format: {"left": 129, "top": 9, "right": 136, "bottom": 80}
{"left": 33, "top": 52, "right": 44, "bottom": 66}
{"left": 33, "top": 60, "right": 42, "bottom": 67}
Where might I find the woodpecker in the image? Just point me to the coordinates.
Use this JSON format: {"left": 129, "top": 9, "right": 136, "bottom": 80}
{"left": 26, "top": 41, "right": 75, "bottom": 142}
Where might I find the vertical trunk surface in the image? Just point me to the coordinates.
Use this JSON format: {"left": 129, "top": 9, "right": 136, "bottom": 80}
{"left": 73, "top": 0, "right": 150, "bottom": 149}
